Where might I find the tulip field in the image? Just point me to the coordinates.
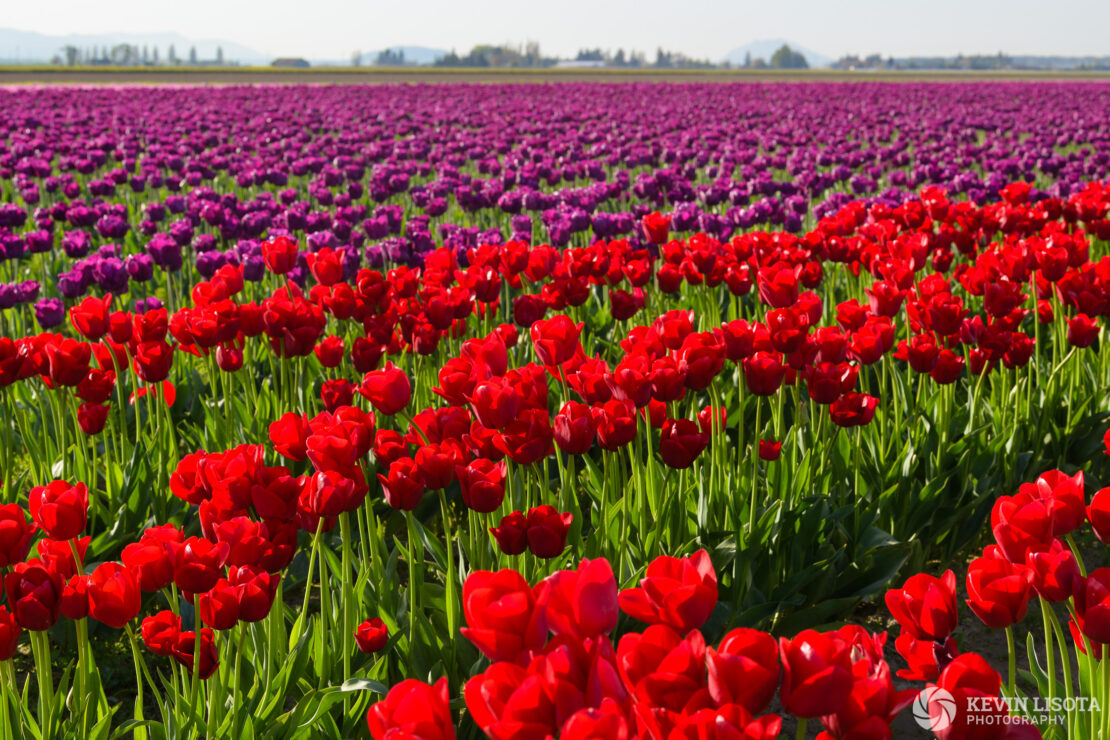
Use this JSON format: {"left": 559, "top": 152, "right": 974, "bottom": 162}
{"left": 2, "top": 80, "right": 1110, "bottom": 738}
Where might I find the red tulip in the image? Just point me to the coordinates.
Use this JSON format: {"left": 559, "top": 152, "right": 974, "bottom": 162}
{"left": 778, "top": 629, "right": 854, "bottom": 718}
{"left": 758, "top": 439, "right": 782, "bottom": 461}
{"left": 884, "top": 570, "right": 959, "bottom": 641}
{"left": 170, "top": 536, "right": 229, "bottom": 595}
{"left": 45, "top": 337, "right": 92, "bottom": 387}
{"left": 372, "top": 429, "right": 409, "bottom": 468}
{"left": 1088, "top": 486, "right": 1110, "bottom": 543}
{"left": 619, "top": 549, "right": 718, "bottom": 634}
{"left": 305, "top": 247, "right": 344, "bottom": 286}
{"left": 742, "top": 351, "right": 786, "bottom": 396}
{"left": 593, "top": 399, "right": 638, "bottom": 451}
{"left": 893, "top": 633, "right": 959, "bottom": 682}
{"left": 560, "top": 700, "right": 631, "bottom": 740}
{"left": 262, "top": 235, "right": 299, "bottom": 275}
{"left": 141, "top": 610, "right": 180, "bottom": 656}
{"left": 1067, "top": 313, "right": 1099, "bottom": 347}
{"left": 829, "top": 392, "right": 879, "bottom": 428}
{"left": 756, "top": 263, "right": 799, "bottom": 309}
{"left": 312, "top": 335, "right": 345, "bottom": 368}
{"left": 991, "top": 491, "right": 1053, "bottom": 563}
{"left": 493, "top": 408, "right": 554, "bottom": 465}
{"left": 121, "top": 538, "right": 176, "bottom": 594}
{"left": 933, "top": 653, "right": 1009, "bottom": 740}
{"left": 536, "top": 557, "right": 619, "bottom": 640}
{"left": 490, "top": 511, "right": 528, "bottom": 556}
{"left": 641, "top": 211, "right": 671, "bottom": 245}
{"left": 37, "top": 536, "right": 89, "bottom": 580}
{"left": 819, "top": 659, "right": 916, "bottom": 740}
{"left": 658, "top": 418, "right": 709, "bottom": 469}
{"left": 359, "top": 362, "right": 411, "bottom": 415}
{"left": 965, "top": 553, "right": 1034, "bottom": 629}
{"left": 0, "top": 606, "right": 21, "bottom": 660}
{"left": 1021, "top": 469, "right": 1085, "bottom": 537}
{"left": 355, "top": 617, "right": 388, "bottom": 653}
{"left": 368, "top": 677, "right": 455, "bottom": 740}
{"left": 87, "top": 562, "right": 141, "bottom": 629}
{"left": 0, "top": 505, "right": 36, "bottom": 567}
{"left": 706, "top": 627, "right": 780, "bottom": 714}
{"left": 198, "top": 579, "right": 240, "bottom": 630}
{"left": 530, "top": 314, "right": 583, "bottom": 367}
{"left": 133, "top": 340, "right": 175, "bottom": 383}
{"left": 320, "top": 378, "right": 355, "bottom": 412}
{"left": 1026, "top": 539, "right": 1081, "bottom": 603}
{"left": 228, "top": 565, "right": 279, "bottom": 622}
{"left": 269, "top": 412, "right": 310, "bottom": 461}
{"left": 172, "top": 627, "right": 219, "bottom": 679}
{"left": 28, "top": 480, "right": 88, "bottom": 541}
{"left": 60, "top": 575, "right": 89, "bottom": 620}
{"left": 670, "top": 706, "right": 781, "bottom": 740}
{"left": 460, "top": 568, "right": 547, "bottom": 662}
{"left": 676, "top": 332, "right": 725, "bottom": 390}
{"left": 805, "top": 362, "right": 855, "bottom": 404}
{"left": 77, "top": 402, "right": 110, "bottom": 434}
{"left": 554, "top": 401, "right": 597, "bottom": 455}
{"left": 525, "top": 505, "right": 573, "bottom": 559}
{"left": 1074, "top": 568, "right": 1110, "bottom": 644}
{"left": 70, "top": 294, "right": 113, "bottom": 340}
{"left": 456, "top": 458, "right": 506, "bottom": 513}
{"left": 617, "top": 624, "right": 707, "bottom": 713}
{"left": 377, "top": 457, "right": 425, "bottom": 511}
{"left": 4, "top": 562, "right": 63, "bottom": 631}
{"left": 467, "top": 376, "right": 521, "bottom": 430}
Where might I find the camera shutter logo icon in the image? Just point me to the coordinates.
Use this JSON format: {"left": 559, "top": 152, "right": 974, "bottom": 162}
{"left": 913, "top": 687, "right": 957, "bottom": 732}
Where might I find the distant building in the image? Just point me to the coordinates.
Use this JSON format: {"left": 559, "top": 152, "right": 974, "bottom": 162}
{"left": 271, "top": 58, "right": 310, "bottom": 68}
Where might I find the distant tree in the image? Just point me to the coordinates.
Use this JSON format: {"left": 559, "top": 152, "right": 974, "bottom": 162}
{"left": 62, "top": 45, "right": 79, "bottom": 66}
{"left": 743, "top": 51, "right": 752, "bottom": 68}
{"left": 351, "top": 50, "right": 362, "bottom": 66}
{"left": 769, "top": 44, "right": 808, "bottom": 69}
{"left": 375, "top": 48, "right": 406, "bottom": 66}
{"left": 189, "top": 46, "right": 197, "bottom": 65}
{"left": 110, "top": 44, "right": 133, "bottom": 65}
{"left": 168, "top": 44, "right": 177, "bottom": 64}
{"left": 613, "top": 49, "right": 626, "bottom": 66}
{"left": 524, "top": 40, "right": 542, "bottom": 65}
{"left": 435, "top": 49, "right": 462, "bottom": 67}
{"left": 152, "top": 46, "right": 159, "bottom": 64}
{"left": 216, "top": 46, "right": 224, "bottom": 64}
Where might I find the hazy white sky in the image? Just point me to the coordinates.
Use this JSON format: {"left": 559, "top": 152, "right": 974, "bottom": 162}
{"left": 6, "top": 0, "right": 1109, "bottom": 60}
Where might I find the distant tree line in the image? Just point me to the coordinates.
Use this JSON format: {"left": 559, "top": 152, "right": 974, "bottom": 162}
{"left": 53, "top": 44, "right": 231, "bottom": 67}
{"left": 420, "top": 42, "right": 808, "bottom": 69}
{"left": 831, "top": 52, "right": 1110, "bottom": 71}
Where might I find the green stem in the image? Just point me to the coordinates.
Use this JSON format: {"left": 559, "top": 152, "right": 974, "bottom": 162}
{"left": 1005, "top": 626, "right": 1017, "bottom": 695}
{"left": 230, "top": 625, "right": 246, "bottom": 740}
{"left": 30, "top": 630, "right": 53, "bottom": 736}
{"left": 188, "top": 594, "right": 202, "bottom": 734}
{"left": 406, "top": 511, "right": 422, "bottom": 675}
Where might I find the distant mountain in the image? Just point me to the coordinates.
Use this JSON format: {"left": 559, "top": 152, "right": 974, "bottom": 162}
{"left": 355, "top": 46, "right": 449, "bottom": 66}
{"left": 0, "top": 27, "right": 269, "bottom": 64}
{"left": 722, "top": 39, "right": 832, "bottom": 68}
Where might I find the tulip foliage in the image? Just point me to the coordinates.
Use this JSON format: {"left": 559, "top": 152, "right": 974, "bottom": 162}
{"left": 1, "top": 83, "right": 1110, "bottom": 737}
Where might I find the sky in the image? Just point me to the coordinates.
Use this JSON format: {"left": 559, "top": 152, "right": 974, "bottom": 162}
{"left": 4, "top": 0, "right": 1109, "bottom": 61}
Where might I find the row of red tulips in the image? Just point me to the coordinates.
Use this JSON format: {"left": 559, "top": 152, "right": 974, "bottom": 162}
{"left": 1, "top": 181, "right": 1109, "bottom": 736}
